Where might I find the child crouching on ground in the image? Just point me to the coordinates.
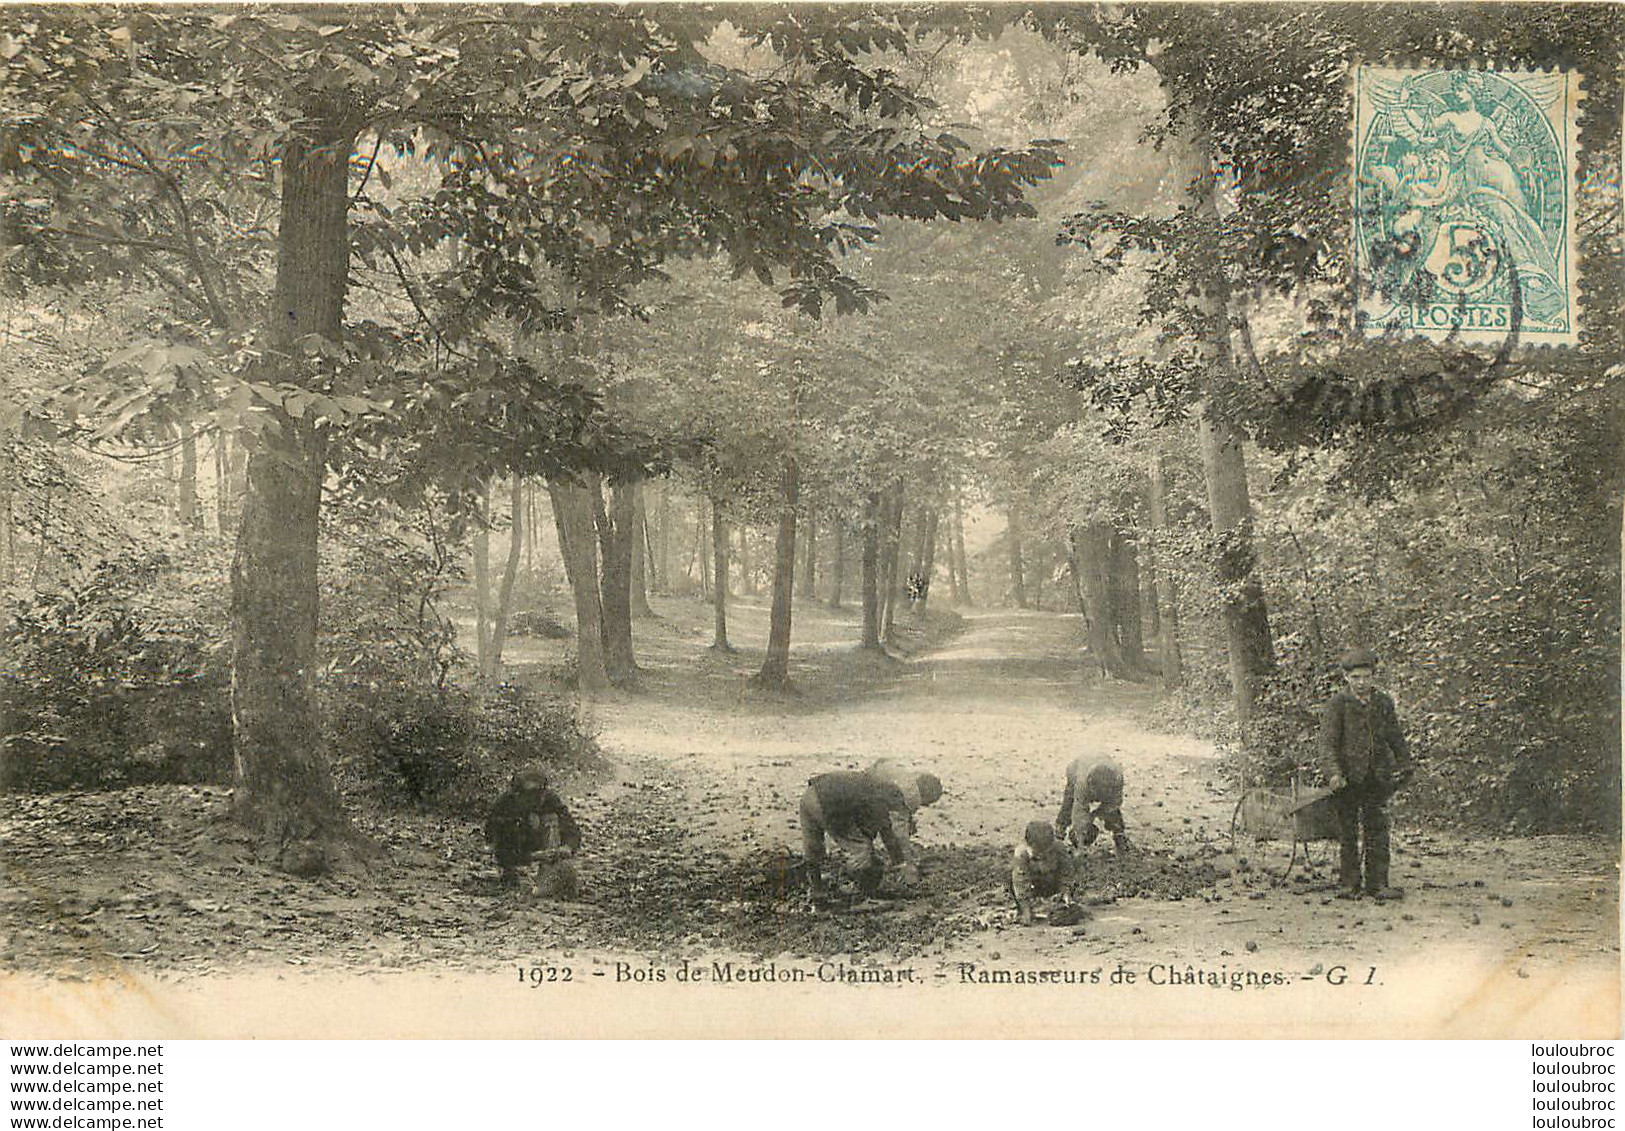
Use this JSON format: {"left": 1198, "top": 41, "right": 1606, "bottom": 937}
{"left": 1010, "top": 820, "right": 1083, "bottom": 926}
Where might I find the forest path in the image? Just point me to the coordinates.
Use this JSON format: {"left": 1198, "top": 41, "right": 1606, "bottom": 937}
{"left": 0, "top": 603, "right": 1615, "bottom": 1036}
{"left": 580, "top": 604, "right": 1619, "bottom": 1006}
{"left": 586, "top": 606, "right": 1222, "bottom": 875}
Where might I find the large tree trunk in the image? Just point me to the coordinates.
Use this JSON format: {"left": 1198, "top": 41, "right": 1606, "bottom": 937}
{"left": 472, "top": 483, "right": 493, "bottom": 677}
{"left": 1199, "top": 412, "right": 1275, "bottom": 723}
{"left": 752, "top": 456, "right": 799, "bottom": 688}
{"left": 829, "top": 521, "right": 845, "bottom": 610}
{"left": 1108, "top": 531, "right": 1147, "bottom": 668}
{"left": 596, "top": 478, "right": 639, "bottom": 686}
{"left": 1072, "top": 523, "right": 1130, "bottom": 679}
{"left": 229, "top": 123, "right": 358, "bottom": 873}
{"left": 1190, "top": 142, "right": 1275, "bottom": 726}
{"left": 1147, "top": 451, "right": 1184, "bottom": 687}
{"left": 1008, "top": 494, "right": 1027, "bottom": 609}
{"left": 486, "top": 474, "right": 524, "bottom": 679}
{"left": 629, "top": 481, "right": 655, "bottom": 619}
{"left": 710, "top": 499, "right": 732, "bottom": 652}
{"left": 860, "top": 493, "right": 882, "bottom": 650}
{"left": 880, "top": 486, "right": 904, "bottom": 640}
{"left": 547, "top": 478, "right": 611, "bottom": 693}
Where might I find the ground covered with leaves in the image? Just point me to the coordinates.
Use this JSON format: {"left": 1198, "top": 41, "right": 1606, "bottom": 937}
{"left": 0, "top": 598, "right": 1617, "bottom": 985}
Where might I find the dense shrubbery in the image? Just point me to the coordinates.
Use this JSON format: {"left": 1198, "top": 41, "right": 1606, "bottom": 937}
{"left": 2, "top": 548, "right": 233, "bottom": 791}
{"left": 319, "top": 502, "right": 602, "bottom": 813}
{"left": 326, "top": 679, "right": 603, "bottom": 815}
{"left": 2, "top": 497, "right": 604, "bottom": 807}
{"left": 1178, "top": 417, "right": 1621, "bottom": 835}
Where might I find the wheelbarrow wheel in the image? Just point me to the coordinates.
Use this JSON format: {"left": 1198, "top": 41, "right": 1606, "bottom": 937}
{"left": 1228, "top": 797, "right": 1298, "bottom": 881}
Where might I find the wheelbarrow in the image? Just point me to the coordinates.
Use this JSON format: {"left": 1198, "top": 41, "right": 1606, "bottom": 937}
{"left": 1229, "top": 770, "right": 1343, "bottom": 879}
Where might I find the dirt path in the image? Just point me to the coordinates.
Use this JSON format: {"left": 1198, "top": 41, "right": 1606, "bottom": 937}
{"left": 1, "top": 604, "right": 1615, "bottom": 1036}
{"left": 584, "top": 607, "right": 1619, "bottom": 980}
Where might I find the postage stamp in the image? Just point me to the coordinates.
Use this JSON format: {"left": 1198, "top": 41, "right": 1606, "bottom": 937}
{"left": 1353, "top": 66, "right": 1583, "bottom": 346}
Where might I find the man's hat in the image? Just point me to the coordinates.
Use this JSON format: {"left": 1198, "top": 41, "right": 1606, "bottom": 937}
{"left": 511, "top": 765, "right": 551, "bottom": 792}
{"left": 1339, "top": 648, "right": 1379, "bottom": 671}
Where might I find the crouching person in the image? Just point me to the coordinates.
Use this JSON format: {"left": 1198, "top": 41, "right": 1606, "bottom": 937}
{"left": 1058, "top": 757, "right": 1130, "bottom": 853}
{"left": 1011, "top": 821, "right": 1082, "bottom": 926}
{"left": 485, "top": 765, "right": 583, "bottom": 895}
{"left": 801, "top": 769, "right": 938, "bottom": 908}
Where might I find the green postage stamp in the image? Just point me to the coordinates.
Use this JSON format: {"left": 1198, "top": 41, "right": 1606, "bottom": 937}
{"left": 1353, "top": 66, "right": 1582, "bottom": 346}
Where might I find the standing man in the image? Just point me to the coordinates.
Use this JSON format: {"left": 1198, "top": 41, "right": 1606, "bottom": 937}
{"left": 800, "top": 768, "right": 941, "bottom": 907}
{"left": 1319, "top": 648, "right": 1414, "bottom": 902}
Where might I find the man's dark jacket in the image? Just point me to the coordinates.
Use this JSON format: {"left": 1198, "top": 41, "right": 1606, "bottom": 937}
{"left": 1317, "top": 689, "right": 1411, "bottom": 786}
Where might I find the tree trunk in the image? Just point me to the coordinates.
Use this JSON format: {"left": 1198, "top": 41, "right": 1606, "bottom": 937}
{"left": 1108, "top": 530, "right": 1147, "bottom": 668}
{"left": 487, "top": 473, "right": 524, "bottom": 679}
{"left": 1199, "top": 412, "right": 1275, "bottom": 725}
{"left": 524, "top": 480, "right": 535, "bottom": 577}
{"left": 829, "top": 521, "right": 845, "bottom": 610}
{"left": 1067, "top": 535, "right": 1087, "bottom": 620}
{"left": 630, "top": 481, "right": 655, "bottom": 619}
{"left": 597, "top": 478, "right": 638, "bottom": 686}
{"left": 880, "top": 486, "right": 904, "bottom": 640}
{"left": 229, "top": 122, "right": 358, "bottom": 873}
{"left": 177, "top": 421, "right": 201, "bottom": 535}
{"left": 860, "top": 494, "right": 882, "bottom": 650}
{"left": 656, "top": 482, "right": 671, "bottom": 594}
{"left": 1008, "top": 494, "right": 1027, "bottom": 609}
{"left": 1072, "top": 523, "right": 1129, "bottom": 679}
{"left": 472, "top": 483, "right": 493, "bottom": 678}
{"left": 799, "top": 509, "right": 818, "bottom": 604}
{"left": 1192, "top": 142, "right": 1275, "bottom": 726}
{"left": 947, "top": 488, "right": 965, "bottom": 604}
{"left": 915, "top": 506, "right": 940, "bottom": 615}
{"left": 952, "top": 485, "right": 971, "bottom": 607}
{"left": 710, "top": 499, "right": 732, "bottom": 652}
{"left": 695, "top": 497, "right": 711, "bottom": 599}
{"left": 753, "top": 456, "right": 799, "bottom": 688}
{"left": 547, "top": 478, "right": 611, "bottom": 692}
{"left": 1147, "top": 451, "right": 1184, "bottom": 687}
{"left": 227, "top": 427, "right": 248, "bottom": 526}
{"left": 738, "top": 525, "right": 754, "bottom": 597}
{"left": 1, "top": 444, "right": 14, "bottom": 584}
{"left": 213, "top": 432, "right": 229, "bottom": 539}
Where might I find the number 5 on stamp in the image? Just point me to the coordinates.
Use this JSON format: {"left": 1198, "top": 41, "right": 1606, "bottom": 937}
{"left": 1353, "top": 66, "right": 1582, "bottom": 346}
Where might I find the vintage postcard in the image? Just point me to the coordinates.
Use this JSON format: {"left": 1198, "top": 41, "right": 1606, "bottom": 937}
{"left": 0, "top": 2, "right": 1618, "bottom": 1041}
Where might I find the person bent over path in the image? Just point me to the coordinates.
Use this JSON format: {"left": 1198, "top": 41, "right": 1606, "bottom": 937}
{"left": 800, "top": 769, "right": 939, "bottom": 908}
{"left": 1057, "top": 757, "right": 1130, "bottom": 853}
{"left": 1319, "top": 648, "right": 1414, "bottom": 903}
{"left": 866, "top": 757, "right": 944, "bottom": 888}
{"left": 484, "top": 766, "right": 583, "bottom": 892}
{"left": 1011, "top": 821, "right": 1081, "bottom": 926}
